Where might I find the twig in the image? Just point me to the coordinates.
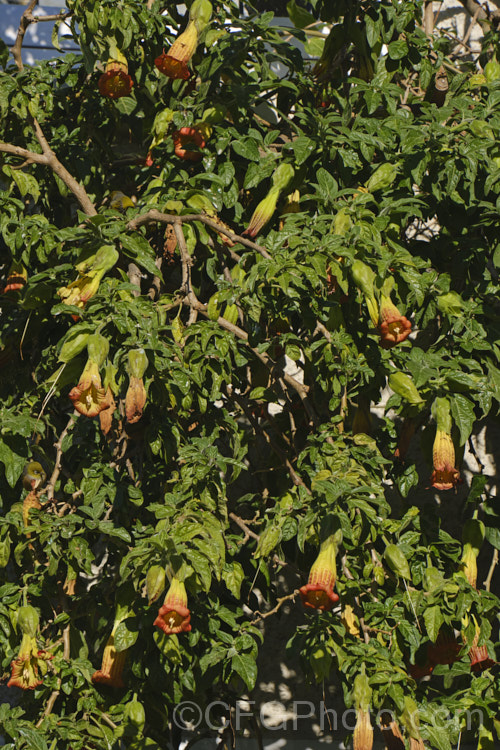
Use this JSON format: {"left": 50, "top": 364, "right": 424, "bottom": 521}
{"left": 484, "top": 548, "right": 498, "bottom": 592}
{"left": 228, "top": 512, "right": 288, "bottom": 568}
{"left": 46, "top": 415, "right": 76, "bottom": 503}
{"left": 127, "top": 263, "right": 142, "bottom": 297}
{"left": 127, "top": 210, "right": 272, "bottom": 260}
{"left": 250, "top": 590, "right": 299, "bottom": 625}
{"left": 424, "top": 0, "right": 434, "bottom": 36}
{"left": 11, "top": 0, "right": 38, "bottom": 70}
{"left": 174, "top": 220, "right": 199, "bottom": 318}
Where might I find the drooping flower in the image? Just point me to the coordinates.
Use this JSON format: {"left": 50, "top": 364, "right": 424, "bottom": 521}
{"left": 155, "top": 22, "right": 198, "bottom": 80}
{"left": 125, "top": 349, "right": 148, "bottom": 424}
{"left": 430, "top": 397, "right": 460, "bottom": 490}
{"left": 154, "top": 577, "right": 192, "bottom": 635}
{"left": 300, "top": 534, "right": 340, "bottom": 611}
{"left": 378, "top": 294, "right": 412, "bottom": 348}
{"left": 22, "top": 490, "right": 42, "bottom": 529}
{"left": 466, "top": 618, "right": 496, "bottom": 673}
{"left": 155, "top": 0, "right": 212, "bottom": 80}
{"left": 92, "top": 631, "right": 127, "bottom": 688}
{"left": 98, "top": 53, "right": 133, "bottom": 99}
{"left": 99, "top": 387, "right": 117, "bottom": 435}
{"left": 8, "top": 634, "right": 52, "bottom": 690}
{"left": 352, "top": 670, "right": 373, "bottom": 750}
{"left": 341, "top": 604, "right": 360, "bottom": 636}
{"left": 243, "top": 163, "right": 295, "bottom": 238}
{"left": 58, "top": 245, "right": 119, "bottom": 318}
{"left": 3, "top": 262, "right": 27, "bottom": 294}
{"left": 172, "top": 126, "right": 206, "bottom": 161}
{"left": 427, "top": 627, "right": 461, "bottom": 666}
{"left": 69, "top": 359, "right": 108, "bottom": 418}
{"left": 354, "top": 708, "right": 373, "bottom": 750}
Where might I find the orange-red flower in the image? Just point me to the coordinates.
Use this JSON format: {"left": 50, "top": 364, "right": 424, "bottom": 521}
{"left": 69, "top": 360, "right": 109, "bottom": 418}
{"left": 92, "top": 631, "right": 127, "bottom": 688}
{"left": 468, "top": 643, "right": 496, "bottom": 672}
{"left": 154, "top": 577, "right": 192, "bottom": 635}
{"left": 300, "top": 535, "right": 340, "bottom": 611}
{"left": 378, "top": 295, "right": 412, "bottom": 348}
{"left": 431, "top": 429, "right": 460, "bottom": 490}
{"left": 3, "top": 262, "right": 27, "bottom": 293}
{"left": 155, "top": 20, "right": 198, "bottom": 80}
{"left": 173, "top": 126, "right": 206, "bottom": 161}
{"left": 99, "top": 60, "right": 133, "bottom": 99}
{"left": 7, "top": 634, "right": 52, "bottom": 690}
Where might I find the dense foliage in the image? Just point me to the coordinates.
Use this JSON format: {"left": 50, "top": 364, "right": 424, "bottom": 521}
{"left": 0, "top": 0, "right": 499, "bottom": 748}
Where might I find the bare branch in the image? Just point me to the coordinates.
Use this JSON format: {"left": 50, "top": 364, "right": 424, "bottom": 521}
{"left": 11, "top": 0, "right": 38, "bottom": 71}
{"left": 127, "top": 210, "right": 272, "bottom": 260}
{"left": 250, "top": 590, "right": 299, "bottom": 625}
{"left": 46, "top": 415, "right": 76, "bottom": 503}
{"left": 484, "top": 548, "right": 498, "bottom": 592}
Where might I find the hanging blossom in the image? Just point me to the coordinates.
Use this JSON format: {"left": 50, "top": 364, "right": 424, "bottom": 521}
{"left": 69, "top": 334, "right": 110, "bottom": 418}
{"left": 8, "top": 634, "right": 52, "bottom": 690}
{"left": 155, "top": 0, "right": 212, "bottom": 80}
{"left": 352, "top": 670, "right": 373, "bottom": 750}
{"left": 3, "top": 262, "right": 27, "bottom": 294}
{"left": 98, "top": 50, "right": 133, "bottom": 99}
{"left": 378, "top": 294, "right": 412, "bottom": 349}
{"left": 430, "top": 397, "right": 460, "bottom": 490}
{"left": 125, "top": 349, "right": 148, "bottom": 424}
{"left": 8, "top": 606, "right": 52, "bottom": 690}
{"left": 58, "top": 245, "right": 119, "bottom": 319}
{"left": 92, "top": 630, "right": 127, "bottom": 688}
{"left": 300, "top": 533, "right": 340, "bottom": 611}
{"left": 154, "top": 577, "right": 192, "bottom": 635}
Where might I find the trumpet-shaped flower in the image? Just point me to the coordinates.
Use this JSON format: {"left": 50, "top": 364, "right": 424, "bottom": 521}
{"left": 69, "top": 359, "right": 109, "bottom": 418}
{"left": 155, "top": 21, "right": 198, "bottom": 80}
{"left": 378, "top": 295, "right": 412, "bottom": 348}
{"left": 300, "top": 535, "right": 340, "bottom": 611}
{"left": 7, "top": 633, "right": 52, "bottom": 690}
{"left": 172, "top": 127, "right": 206, "bottom": 161}
{"left": 431, "top": 429, "right": 460, "bottom": 490}
{"left": 92, "top": 631, "right": 127, "bottom": 688}
{"left": 99, "top": 59, "right": 133, "bottom": 99}
{"left": 154, "top": 577, "right": 192, "bottom": 635}
{"left": 353, "top": 709, "right": 373, "bottom": 750}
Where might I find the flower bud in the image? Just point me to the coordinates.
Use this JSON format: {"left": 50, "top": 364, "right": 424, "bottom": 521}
{"left": 58, "top": 330, "right": 91, "bottom": 363}
{"left": 243, "top": 187, "right": 280, "bottom": 237}
{"left": 190, "top": 0, "right": 213, "bottom": 32}
{"left": 146, "top": 565, "right": 166, "bottom": 605}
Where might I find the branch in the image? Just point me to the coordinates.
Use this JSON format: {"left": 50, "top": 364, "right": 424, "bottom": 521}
{"left": 127, "top": 210, "right": 272, "bottom": 260}
{"left": 250, "top": 590, "right": 299, "bottom": 625}
{"left": 46, "top": 415, "right": 76, "bottom": 503}
{"left": 456, "top": 0, "right": 496, "bottom": 30}
{"left": 228, "top": 512, "right": 288, "bottom": 568}
{"left": 0, "top": 135, "right": 97, "bottom": 216}
{"left": 11, "top": 0, "right": 38, "bottom": 71}
{"left": 484, "top": 548, "right": 498, "bottom": 592}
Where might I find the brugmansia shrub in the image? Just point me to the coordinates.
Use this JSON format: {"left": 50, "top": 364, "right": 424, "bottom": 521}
{"left": 0, "top": 0, "right": 499, "bottom": 748}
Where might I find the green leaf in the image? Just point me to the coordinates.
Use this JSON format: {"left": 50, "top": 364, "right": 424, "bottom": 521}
{"left": 120, "top": 234, "right": 163, "bottom": 278}
{"left": 113, "top": 618, "right": 139, "bottom": 652}
{"left": 223, "top": 562, "right": 245, "bottom": 598}
{"left": 450, "top": 394, "right": 476, "bottom": 446}
{"left": 424, "top": 605, "right": 443, "bottom": 643}
{"left": 232, "top": 652, "right": 257, "bottom": 690}
{"left": 287, "top": 0, "right": 315, "bottom": 28}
